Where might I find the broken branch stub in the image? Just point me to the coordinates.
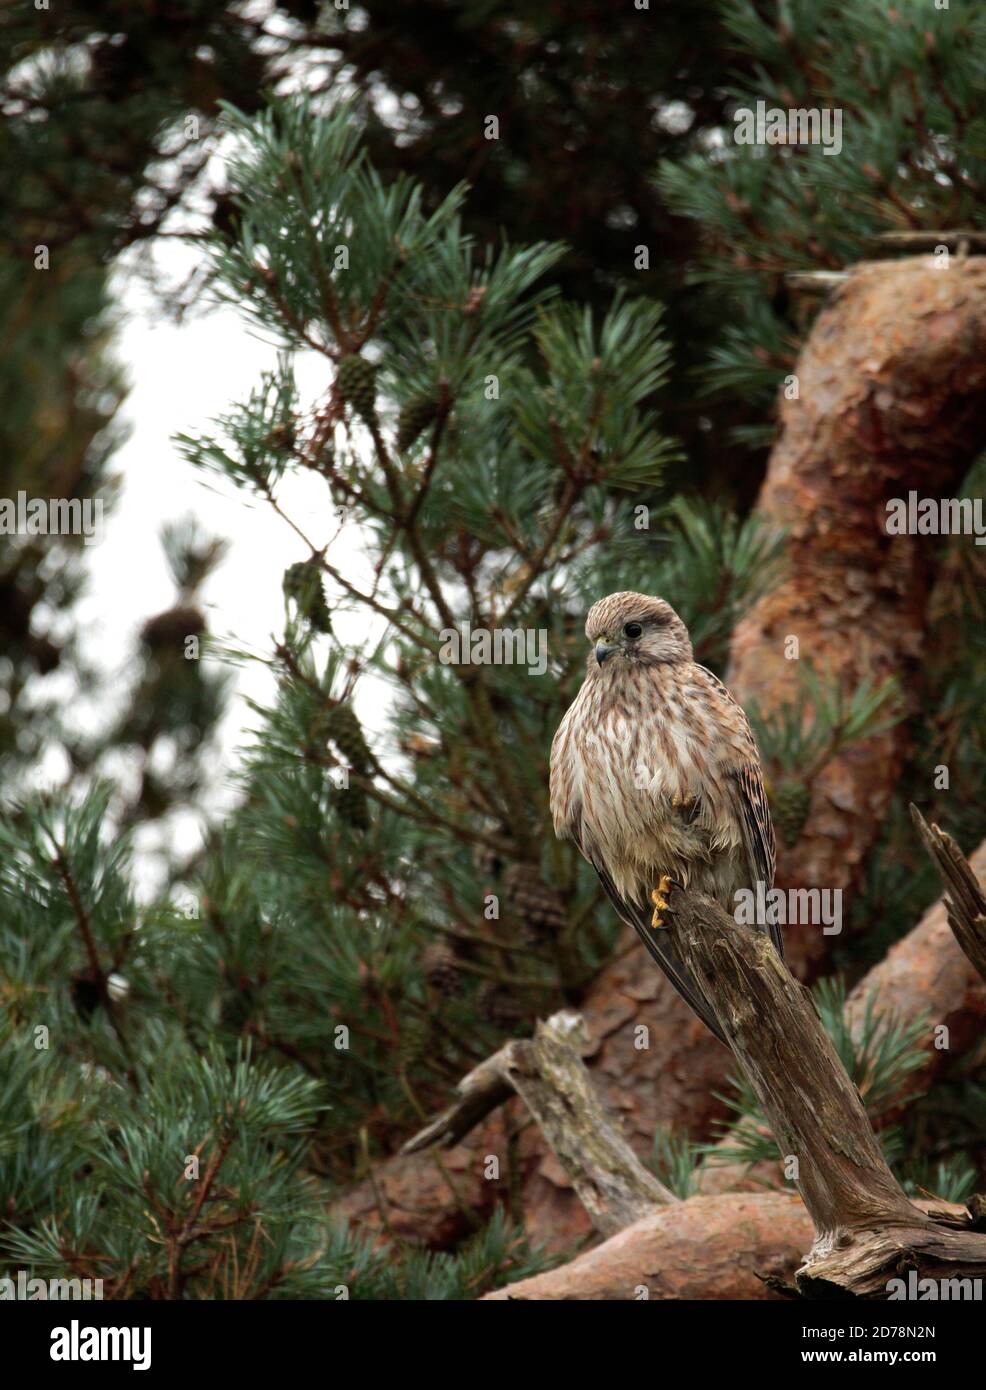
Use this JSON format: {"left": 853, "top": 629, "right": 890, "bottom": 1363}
{"left": 910, "top": 804, "right": 986, "bottom": 988}
{"left": 403, "top": 1009, "right": 674, "bottom": 1237}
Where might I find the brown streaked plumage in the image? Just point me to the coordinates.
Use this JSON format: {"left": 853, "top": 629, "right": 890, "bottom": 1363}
{"left": 549, "top": 591, "right": 781, "bottom": 1045}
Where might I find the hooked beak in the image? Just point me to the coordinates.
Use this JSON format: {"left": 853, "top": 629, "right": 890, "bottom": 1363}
{"left": 595, "top": 641, "right": 620, "bottom": 667}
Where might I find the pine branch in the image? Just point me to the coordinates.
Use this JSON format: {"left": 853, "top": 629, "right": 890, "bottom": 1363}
{"left": 51, "top": 842, "right": 138, "bottom": 1087}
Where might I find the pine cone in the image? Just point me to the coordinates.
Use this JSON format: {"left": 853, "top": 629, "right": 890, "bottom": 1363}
{"left": 503, "top": 863, "right": 567, "bottom": 939}
{"left": 308, "top": 702, "right": 373, "bottom": 828}
{"left": 283, "top": 560, "right": 332, "bottom": 634}
{"left": 422, "top": 941, "right": 460, "bottom": 994}
{"left": 335, "top": 354, "right": 378, "bottom": 427}
{"left": 326, "top": 702, "right": 373, "bottom": 773}
{"left": 771, "top": 779, "right": 811, "bottom": 848}
{"left": 334, "top": 782, "right": 369, "bottom": 830}
{"left": 396, "top": 392, "right": 439, "bottom": 453}
{"left": 141, "top": 605, "right": 206, "bottom": 652}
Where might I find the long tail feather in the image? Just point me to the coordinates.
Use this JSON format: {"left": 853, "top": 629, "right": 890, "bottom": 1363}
{"left": 591, "top": 861, "right": 729, "bottom": 1047}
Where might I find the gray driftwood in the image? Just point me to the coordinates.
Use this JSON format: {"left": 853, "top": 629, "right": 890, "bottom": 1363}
{"left": 402, "top": 1009, "right": 674, "bottom": 1235}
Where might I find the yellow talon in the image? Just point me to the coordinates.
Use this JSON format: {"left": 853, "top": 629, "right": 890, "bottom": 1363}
{"left": 650, "top": 874, "right": 673, "bottom": 929}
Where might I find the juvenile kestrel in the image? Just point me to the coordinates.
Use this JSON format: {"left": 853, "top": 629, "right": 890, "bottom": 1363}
{"left": 549, "top": 591, "right": 781, "bottom": 1044}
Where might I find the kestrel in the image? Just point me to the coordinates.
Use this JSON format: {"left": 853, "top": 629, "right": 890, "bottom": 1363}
{"left": 549, "top": 591, "right": 781, "bottom": 1044}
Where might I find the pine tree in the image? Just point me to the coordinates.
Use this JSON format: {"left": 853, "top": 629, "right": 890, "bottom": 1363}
{"left": 0, "top": 96, "right": 679, "bottom": 1292}
{"left": 657, "top": 0, "right": 986, "bottom": 435}
{"left": 0, "top": 7, "right": 254, "bottom": 841}
{"left": 4, "top": 19, "right": 986, "bottom": 1295}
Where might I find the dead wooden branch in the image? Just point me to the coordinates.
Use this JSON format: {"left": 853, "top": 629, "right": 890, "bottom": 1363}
{"left": 911, "top": 805, "right": 986, "bottom": 987}
{"left": 403, "top": 1009, "right": 674, "bottom": 1236}
{"left": 400, "top": 1060, "right": 513, "bottom": 1155}
{"left": 664, "top": 887, "right": 986, "bottom": 1296}
{"left": 353, "top": 834, "right": 986, "bottom": 1255}
{"left": 700, "top": 834, "right": 986, "bottom": 1195}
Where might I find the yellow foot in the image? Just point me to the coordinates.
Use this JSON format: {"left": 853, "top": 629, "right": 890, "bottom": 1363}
{"left": 650, "top": 874, "right": 673, "bottom": 929}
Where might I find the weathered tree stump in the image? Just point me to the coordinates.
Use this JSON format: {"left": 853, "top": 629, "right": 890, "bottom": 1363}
{"left": 665, "top": 877, "right": 986, "bottom": 1297}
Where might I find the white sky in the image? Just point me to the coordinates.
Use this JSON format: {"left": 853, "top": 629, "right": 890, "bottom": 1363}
{"left": 68, "top": 241, "right": 386, "bottom": 891}
{"left": 34, "top": 72, "right": 401, "bottom": 892}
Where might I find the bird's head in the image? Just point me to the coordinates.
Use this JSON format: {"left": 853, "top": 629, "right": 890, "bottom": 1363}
{"left": 585, "top": 591, "right": 693, "bottom": 669}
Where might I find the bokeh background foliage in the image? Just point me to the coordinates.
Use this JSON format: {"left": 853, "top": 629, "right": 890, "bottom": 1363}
{"left": 1, "top": 1, "right": 985, "bottom": 1297}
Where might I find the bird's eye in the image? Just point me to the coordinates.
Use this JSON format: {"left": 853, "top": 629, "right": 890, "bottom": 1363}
{"left": 623, "top": 622, "right": 643, "bottom": 640}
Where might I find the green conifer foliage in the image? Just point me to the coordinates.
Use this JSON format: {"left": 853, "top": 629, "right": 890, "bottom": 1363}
{"left": 4, "top": 45, "right": 986, "bottom": 1294}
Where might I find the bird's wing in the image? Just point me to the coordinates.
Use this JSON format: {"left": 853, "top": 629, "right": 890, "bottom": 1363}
{"left": 569, "top": 823, "right": 729, "bottom": 1047}
{"left": 693, "top": 664, "right": 782, "bottom": 962}
{"left": 730, "top": 762, "right": 783, "bottom": 961}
